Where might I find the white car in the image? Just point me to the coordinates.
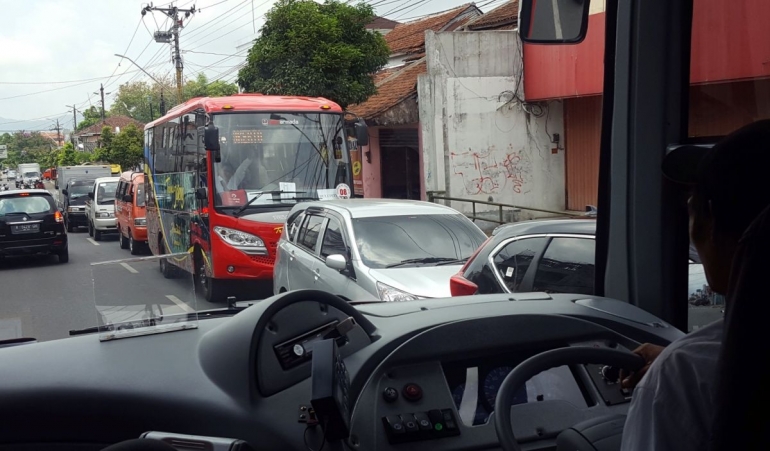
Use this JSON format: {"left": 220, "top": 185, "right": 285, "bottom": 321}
{"left": 274, "top": 199, "right": 488, "bottom": 302}
{"left": 85, "top": 176, "right": 120, "bottom": 240}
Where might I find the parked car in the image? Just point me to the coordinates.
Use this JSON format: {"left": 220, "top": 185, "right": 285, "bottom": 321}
{"left": 449, "top": 218, "right": 709, "bottom": 300}
{"left": 274, "top": 199, "right": 488, "bottom": 302}
{"left": 61, "top": 178, "right": 96, "bottom": 232}
{"left": 0, "top": 189, "right": 68, "bottom": 263}
{"left": 85, "top": 176, "right": 120, "bottom": 241}
{"left": 115, "top": 171, "right": 147, "bottom": 254}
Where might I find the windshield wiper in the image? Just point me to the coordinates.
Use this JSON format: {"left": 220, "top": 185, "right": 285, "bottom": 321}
{"left": 435, "top": 257, "right": 469, "bottom": 266}
{"left": 385, "top": 257, "right": 464, "bottom": 268}
{"left": 234, "top": 190, "right": 308, "bottom": 216}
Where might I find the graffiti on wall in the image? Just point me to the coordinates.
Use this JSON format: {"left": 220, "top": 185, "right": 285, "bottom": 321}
{"left": 450, "top": 144, "right": 533, "bottom": 195}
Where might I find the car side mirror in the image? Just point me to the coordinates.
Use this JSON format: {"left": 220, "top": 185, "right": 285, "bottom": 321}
{"left": 518, "top": 0, "right": 590, "bottom": 44}
{"left": 354, "top": 119, "right": 369, "bottom": 146}
{"left": 325, "top": 254, "right": 347, "bottom": 271}
{"left": 62, "top": 189, "right": 68, "bottom": 195}
{"left": 122, "top": 194, "right": 132, "bottom": 202}
{"left": 87, "top": 192, "right": 94, "bottom": 199}
{"left": 195, "top": 187, "right": 207, "bottom": 200}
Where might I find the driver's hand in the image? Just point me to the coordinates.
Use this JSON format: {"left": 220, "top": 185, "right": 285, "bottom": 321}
{"left": 619, "top": 343, "right": 665, "bottom": 389}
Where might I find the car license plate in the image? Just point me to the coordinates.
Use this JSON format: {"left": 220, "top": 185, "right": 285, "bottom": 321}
{"left": 11, "top": 224, "right": 40, "bottom": 234}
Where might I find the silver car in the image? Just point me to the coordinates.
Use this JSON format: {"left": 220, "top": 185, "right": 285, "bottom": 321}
{"left": 273, "top": 199, "right": 488, "bottom": 302}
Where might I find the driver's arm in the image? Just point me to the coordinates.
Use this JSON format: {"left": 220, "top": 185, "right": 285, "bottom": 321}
{"left": 232, "top": 158, "right": 252, "bottom": 188}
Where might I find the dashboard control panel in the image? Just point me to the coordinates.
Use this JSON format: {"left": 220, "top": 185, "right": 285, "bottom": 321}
{"left": 585, "top": 363, "right": 632, "bottom": 405}
{"left": 382, "top": 409, "right": 461, "bottom": 444}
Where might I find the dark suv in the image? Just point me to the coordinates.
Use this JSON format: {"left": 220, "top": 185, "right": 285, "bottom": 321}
{"left": 62, "top": 179, "right": 95, "bottom": 232}
{"left": 0, "top": 189, "right": 68, "bottom": 263}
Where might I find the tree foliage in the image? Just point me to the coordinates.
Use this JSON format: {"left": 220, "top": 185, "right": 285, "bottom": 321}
{"left": 57, "top": 143, "right": 79, "bottom": 166}
{"left": 237, "top": 0, "right": 389, "bottom": 108}
{"left": 110, "top": 73, "right": 238, "bottom": 123}
{"left": 76, "top": 106, "right": 106, "bottom": 131}
{"left": 96, "top": 124, "right": 144, "bottom": 171}
{"left": 0, "top": 131, "right": 58, "bottom": 168}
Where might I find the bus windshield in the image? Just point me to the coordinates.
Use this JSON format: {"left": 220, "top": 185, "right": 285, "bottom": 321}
{"left": 211, "top": 112, "right": 351, "bottom": 207}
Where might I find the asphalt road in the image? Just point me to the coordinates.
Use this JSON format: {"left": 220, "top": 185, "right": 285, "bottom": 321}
{"left": 0, "top": 178, "right": 221, "bottom": 342}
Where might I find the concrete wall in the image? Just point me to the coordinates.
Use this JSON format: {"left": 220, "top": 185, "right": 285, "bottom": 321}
{"left": 419, "top": 30, "right": 566, "bottom": 222}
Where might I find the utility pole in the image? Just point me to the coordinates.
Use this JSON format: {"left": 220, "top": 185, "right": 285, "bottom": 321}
{"left": 51, "top": 119, "right": 62, "bottom": 148}
{"left": 65, "top": 104, "right": 78, "bottom": 144}
{"left": 99, "top": 84, "right": 106, "bottom": 123}
{"left": 142, "top": 3, "right": 197, "bottom": 104}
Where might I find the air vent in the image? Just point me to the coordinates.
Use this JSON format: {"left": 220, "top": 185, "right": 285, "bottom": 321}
{"left": 167, "top": 438, "right": 209, "bottom": 450}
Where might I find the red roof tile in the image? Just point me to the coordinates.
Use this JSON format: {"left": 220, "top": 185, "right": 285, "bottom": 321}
{"left": 75, "top": 115, "right": 144, "bottom": 137}
{"left": 385, "top": 4, "right": 480, "bottom": 55}
{"left": 373, "top": 66, "right": 403, "bottom": 85}
{"left": 466, "top": 0, "right": 519, "bottom": 30}
{"left": 348, "top": 60, "right": 427, "bottom": 119}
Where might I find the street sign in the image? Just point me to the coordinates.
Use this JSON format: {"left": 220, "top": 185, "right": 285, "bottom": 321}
{"left": 0, "top": 145, "right": 7, "bottom": 159}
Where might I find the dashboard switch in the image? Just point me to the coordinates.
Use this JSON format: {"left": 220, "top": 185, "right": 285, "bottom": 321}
{"left": 414, "top": 412, "right": 432, "bottom": 431}
{"left": 403, "top": 383, "right": 423, "bottom": 402}
{"left": 401, "top": 414, "right": 420, "bottom": 434}
{"left": 427, "top": 409, "right": 444, "bottom": 431}
{"left": 441, "top": 409, "right": 458, "bottom": 431}
{"left": 382, "top": 387, "right": 399, "bottom": 403}
{"left": 384, "top": 415, "right": 406, "bottom": 435}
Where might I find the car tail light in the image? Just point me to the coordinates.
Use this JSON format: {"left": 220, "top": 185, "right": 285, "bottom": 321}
{"left": 54, "top": 211, "right": 64, "bottom": 223}
{"left": 450, "top": 274, "right": 479, "bottom": 296}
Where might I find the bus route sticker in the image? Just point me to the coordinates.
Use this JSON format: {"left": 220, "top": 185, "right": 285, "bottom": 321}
{"left": 336, "top": 183, "right": 351, "bottom": 199}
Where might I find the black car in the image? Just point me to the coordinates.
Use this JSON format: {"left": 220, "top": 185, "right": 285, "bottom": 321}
{"left": 62, "top": 178, "right": 95, "bottom": 232}
{"left": 450, "top": 218, "right": 707, "bottom": 298}
{"left": 0, "top": 189, "right": 69, "bottom": 263}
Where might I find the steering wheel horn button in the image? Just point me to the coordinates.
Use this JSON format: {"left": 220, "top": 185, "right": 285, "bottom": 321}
{"left": 402, "top": 383, "right": 423, "bottom": 401}
{"left": 382, "top": 387, "right": 399, "bottom": 402}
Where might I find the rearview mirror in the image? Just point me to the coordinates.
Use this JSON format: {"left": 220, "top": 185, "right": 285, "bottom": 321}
{"left": 87, "top": 192, "right": 94, "bottom": 199}
{"left": 519, "top": 0, "right": 590, "bottom": 44}
{"left": 354, "top": 120, "right": 369, "bottom": 147}
{"left": 62, "top": 189, "right": 68, "bottom": 196}
{"left": 204, "top": 123, "right": 221, "bottom": 152}
{"left": 122, "top": 194, "right": 132, "bottom": 202}
{"left": 195, "top": 187, "right": 207, "bottom": 200}
{"left": 326, "top": 254, "right": 347, "bottom": 271}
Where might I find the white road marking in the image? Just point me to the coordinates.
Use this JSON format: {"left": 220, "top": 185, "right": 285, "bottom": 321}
{"left": 165, "top": 295, "right": 195, "bottom": 313}
{"left": 120, "top": 262, "right": 139, "bottom": 274}
{"left": 87, "top": 238, "right": 100, "bottom": 246}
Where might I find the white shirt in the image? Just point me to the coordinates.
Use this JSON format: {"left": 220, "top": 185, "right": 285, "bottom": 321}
{"left": 620, "top": 319, "right": 723, "bottom": 451}
{"left": 216, "top": 175, "right": 237, "bottom": 192}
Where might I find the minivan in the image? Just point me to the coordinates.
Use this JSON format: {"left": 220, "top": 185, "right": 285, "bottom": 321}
{"left": 115, "top": 172, "right": 147, "bottom": 254}
{"left": 86, "top": 176, "right": 120, "bottom": 241}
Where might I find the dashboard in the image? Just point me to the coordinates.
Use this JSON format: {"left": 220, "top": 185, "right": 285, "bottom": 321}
{"left": 0, "top": 292, "right": 683, "bottom": 451}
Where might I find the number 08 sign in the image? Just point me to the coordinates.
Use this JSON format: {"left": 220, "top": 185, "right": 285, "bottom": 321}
{"left": 335, "top": 183, "right": 351, "bottom": 199}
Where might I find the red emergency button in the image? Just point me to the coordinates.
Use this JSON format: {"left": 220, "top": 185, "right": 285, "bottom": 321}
{"left": 402, "top": 383, "right": 423, "bottom": 402}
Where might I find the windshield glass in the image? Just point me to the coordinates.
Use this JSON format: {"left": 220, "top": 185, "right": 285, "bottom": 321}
{"left": 23, "top": 172, "right": 39, "bottom": 178}
{"left": 97, "top": 182, "right": 118, "bottom": 204}
{"left": 352, "top": 214, "right": 487, "bottom": 269}
{"left": 0, "top": 195, "right": 52, "bottom": 215}
{"left": 68, "top": 183, "right": 92, "bottom": 197}
{"left": 135, "top": 183, "right": 145, "bottom": 207}
{"left": 212, "top": 112, "right": 351, "bottom": 207}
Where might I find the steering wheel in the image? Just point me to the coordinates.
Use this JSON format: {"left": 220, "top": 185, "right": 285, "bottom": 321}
{"left": 494, "top": 347, "right": 645, "bottom": 451}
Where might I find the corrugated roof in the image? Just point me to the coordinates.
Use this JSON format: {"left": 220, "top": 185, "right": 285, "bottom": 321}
{"left": 74, "top": 115, "right": 145, "bottom": 137}
{"left": 384, "top": 4, "right": 479, "bottom": 55}
{"left": 348, "top": 60, "right": 427, "bottom": 119}
{"left": 465, "top": 0, "right": 519, "bottom": 30}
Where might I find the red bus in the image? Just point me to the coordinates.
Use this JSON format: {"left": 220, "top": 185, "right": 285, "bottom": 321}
{"left": 143, "top": 94, "right": 368, "bottom": 302}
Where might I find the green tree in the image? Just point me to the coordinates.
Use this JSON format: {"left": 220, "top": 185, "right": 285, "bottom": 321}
{"left": 103, "top": 124, "right": 144, "bottom": 170}
{"left": 183, "top": 73, "right": 239, "bottom": 100}
{"left": 57, "top": 143, "right": 78, "bottom": 166}
{"left": 237, "top": 0, "right": 389, "bottom": 108}
{"left": 110, "top": 75, "right": 175, "bottom": 123}
{"left": 76, "top": 106, "right": 106, "bottom": 131}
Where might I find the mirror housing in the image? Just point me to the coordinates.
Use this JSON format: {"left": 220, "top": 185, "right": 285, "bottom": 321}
{"left": 87, "top": 192, "right": 94, "bottom": 199}
{"left": 204, "top": 124, "right": 221, "bottom": 152}
{"left": 519, "top": 0, "right": 590, "bottom": 44}
{"left": 325, "top": 254, "right": 348, "bottom": 271}
{"left": 354, "top": 119, "right": 369, "bottom": 146}
{"left": 195, "top": 187, "right": 207, "bottom": 200}
{"left": 122, "top": 194, "right": 132, "bottom": 202}
{"left": 62, "top": 189, "right": 68, "bottom": 196}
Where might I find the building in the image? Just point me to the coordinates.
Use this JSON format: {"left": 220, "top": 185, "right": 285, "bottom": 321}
{"left": 38, "top": 131, "right": 67, "bottom": 148}
{"left": 73, "top": 116, "right": 144, "bottom": 153}
{"left": 349, "top": 4, "right": 482, "bottom": 199}
{"left": 366, "top": 16, "right": 400, "bottom": 36}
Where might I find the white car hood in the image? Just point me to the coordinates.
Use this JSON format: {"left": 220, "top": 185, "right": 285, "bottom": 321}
{"left": 367, "top": 265, "right": 462, "bottom": 299}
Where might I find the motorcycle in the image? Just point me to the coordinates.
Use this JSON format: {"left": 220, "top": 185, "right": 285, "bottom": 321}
{"left": 34, "top": 181, "right": 45, "bottom": 190}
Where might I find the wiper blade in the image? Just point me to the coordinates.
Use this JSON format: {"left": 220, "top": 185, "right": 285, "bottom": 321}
{"left": 435, "top": 257, "right": 468, "bottom": 266}
{"left": 385, "top": 257, "right": 462, "bottom": 268}
{"left": 68, "top": 306, "right": 249, "bottom": 336}
{"left": 234, "top": 190, "right": 307, "bottom": 216}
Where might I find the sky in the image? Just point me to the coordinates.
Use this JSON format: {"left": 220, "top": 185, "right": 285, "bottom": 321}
{"left": 0, "top": 0, "right": 508, "bottom": 131}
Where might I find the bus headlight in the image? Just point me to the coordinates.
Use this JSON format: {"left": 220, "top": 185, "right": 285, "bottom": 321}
{"left": 214, "top": 226, "right": 267, "bottom": 255}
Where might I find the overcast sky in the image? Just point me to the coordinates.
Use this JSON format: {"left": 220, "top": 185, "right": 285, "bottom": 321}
{"left": 0, "top": 0, "right": 506, "bottom": 129}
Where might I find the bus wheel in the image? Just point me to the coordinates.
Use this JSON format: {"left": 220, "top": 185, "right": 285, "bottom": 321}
{"left": 159, "top": 240, "right": 176, "bottom": 279}
{"left": 194, "top": 249, "right": 224, "bottom": 303}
